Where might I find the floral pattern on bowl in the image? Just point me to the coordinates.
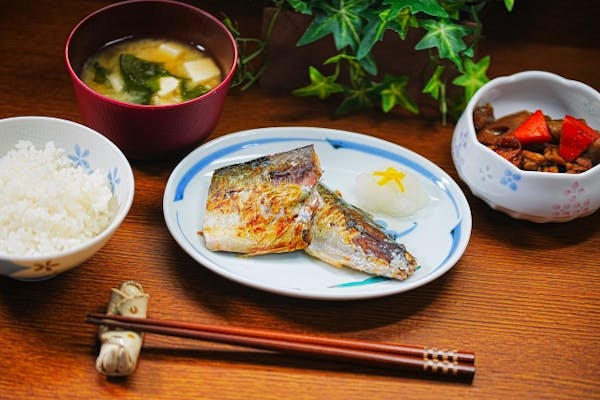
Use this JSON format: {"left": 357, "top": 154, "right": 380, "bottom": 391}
{"left": 68, "top": 143, "right": 123, "bottom": 194}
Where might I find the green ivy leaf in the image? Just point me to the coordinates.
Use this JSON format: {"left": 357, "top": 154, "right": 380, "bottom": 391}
{"left": 504, "top": 0, "right": 515, "bottom": 11}
{"left": 422, "top": 64, "right": 445, "bottom": 100}
{"left": 355, "top": 6, "right": 417, "bottom": 59}
{"left": 326, "top": 0, "right": 371, "bottom": 51}
{"left": 357, "top": 52, "right": 377, "bottom": 75}
{"left": 357, "top": 15, "right": 389, "bottom": 60}
{"left": 335, "top": 85, "right": 376, "bottom": 116}
{"left": 383, "top": 0, "right": 448, "bottom": 18}
{"left": 292, "top": 66, "right": 345, "bottom": 99}
{"left": 297, "top": 0, "right": 371, "bottom": 51}
{"left": 452, "top": 55, "right": 490, "bottom": 101}
{"left": 276, "top": 0, "right": 516, "bottom": 122}
{"left": 286, "top": 0, "right": 313, "bottom": 14}
{"left": 378, "top": 75, "right": 418, "bottom": 113}
{"left": 388, "top": 7, "right": 419, "bottom": 39}
{"left": 414, "top": 19, "right": 471, "bottom": 71}
{"left": 297, "top": 13, "right": 338, "bottom": 46}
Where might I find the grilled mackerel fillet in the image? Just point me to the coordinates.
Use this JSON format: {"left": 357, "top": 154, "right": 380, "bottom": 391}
{"left": 304, "top": 183, "right": 417, "bottom": 280}
{"left": 202, "top": 145, "right": 321, "bottom": 255}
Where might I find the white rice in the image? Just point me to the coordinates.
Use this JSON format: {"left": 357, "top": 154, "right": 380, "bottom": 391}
{"left": 0, "top": 140, "right": 117, "bottom": 256}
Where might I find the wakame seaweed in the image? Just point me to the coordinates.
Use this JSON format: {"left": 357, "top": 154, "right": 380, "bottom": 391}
{"left": 92, "top": 62, "right": 110, "bottom": 84}
{"left": 118, "top": 54, "right": 172, "bottom": 105}
{"left": 181, "top": 82, "right": 209, "bottom": 101}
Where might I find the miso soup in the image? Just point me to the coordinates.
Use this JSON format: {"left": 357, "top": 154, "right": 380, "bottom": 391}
{"left": 81, "top": 37, "right": 222, "bottom": 105}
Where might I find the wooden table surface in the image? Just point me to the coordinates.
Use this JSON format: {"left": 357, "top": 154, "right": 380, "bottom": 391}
{"left": 1, "top": 1, "right": 599, "bottom": 399}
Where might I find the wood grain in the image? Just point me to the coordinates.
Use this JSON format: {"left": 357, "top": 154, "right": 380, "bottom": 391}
{"left": 1, "top": 1, "right": 599, "bottom": 399}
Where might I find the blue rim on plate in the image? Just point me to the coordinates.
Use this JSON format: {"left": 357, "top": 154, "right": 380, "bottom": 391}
{"left": 163, "top": 127, "right": 472, "bottom": 300}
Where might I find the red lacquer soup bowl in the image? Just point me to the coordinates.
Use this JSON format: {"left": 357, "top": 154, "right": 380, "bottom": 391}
{"left": 65, "top": 0, "right": 238, "bottom": 159}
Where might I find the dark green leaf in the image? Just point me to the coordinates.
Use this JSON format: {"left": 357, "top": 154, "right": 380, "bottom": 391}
{"left": 326, "top": 0, "right": 371, "bottom": 51}
{"left": 378, "top": 75, "right": 418, "bottom": 113}
{"left": 357, "top": 52, "right": 377, "bottom": 75}
{"left": 414, "top": 19, "right": 471, "bottom": 70}
{"left": 388, "top": 7, "right": 419, "bottom": 39}
{"left": 297, "top": 0, "right": 371, "bottom": 51}
{"left": 383, "top": 0, "right": 448, "bottom": 18}
{"left": 356, "top": 5, "right": 412, "bottom": 59}
{"left": 452, "top": 55, "right": 490, "bottom": 101}
{"left": 335, "top": 86, "right": 376, "bottom": 116}
{"left": 422, "top": 64, "right": 445, "bottom": 100}
{"left": 357, "top": 17, "right": 387, "bottom": 59}
{"left": 292, "top": 66, "right": 345, "bottom": 99}
{"left": 276, "top": 0, "right": 514, "bottom": 122}
{"left": 297, "top": 13, "right": 338, "bottom": 46}
{"left": 286, "top": 0, "right": 313, "bottom": 14}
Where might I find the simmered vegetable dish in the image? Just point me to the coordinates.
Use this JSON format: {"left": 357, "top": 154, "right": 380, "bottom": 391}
{"left": 473, "top": 104, "right": 600, "bottom": 173}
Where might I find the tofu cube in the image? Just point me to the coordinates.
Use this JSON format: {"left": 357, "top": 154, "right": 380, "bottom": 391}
{"left": 157, "top": 76, "right": 180, "bottom": 96}
{"left": 158, "top": 43, "right": 181, "bottom": 59}
{"left": 107, "top": 73, "right": 124, "bottom": 92}
{"left": 183, "top": 59, "right": 220, "bottom": 83}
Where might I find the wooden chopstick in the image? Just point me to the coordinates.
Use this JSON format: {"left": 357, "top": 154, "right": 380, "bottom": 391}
{"left": 86, "top": 312, "right": 475, "bottom": 380}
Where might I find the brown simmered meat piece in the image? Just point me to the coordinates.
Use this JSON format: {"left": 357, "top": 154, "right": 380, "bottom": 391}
{"left": 473, "top": 103, "right": 495, "bottom": 131}
{"left": 540, "top": 164, "right": 560, "bottom": 173}
{"left": 490, "top": 110, "right": 531, "bottom": 135}
{"left": 489, "top": 133, "right": 522, "bottom": 167}
{"left": 546, "top": 119, "right": 563, "bottom": 142}
{"left": 583, "top": 137, "right": 600, "bottom": 165}
{"left": 476, "top": 129, "right": 500, "bottom": 146}
{"left": 521, "top": 149, "right": 548, "bottom": 171}
{"left": 476, "top": 110, "right": 525, "bottom": 140}
{"left": 476, "top": 110, "right": 531, "bottom": 146}
{"left": 543, "top": 144, "right": 566, "bottom": 167}
{"left": 521, "top": 144, "right": 593, "bottom": 173}
{"left": 566, "top": 156, "right": 593, "bottom": 174}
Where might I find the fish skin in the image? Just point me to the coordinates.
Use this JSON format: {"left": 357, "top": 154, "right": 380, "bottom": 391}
{"left": 203, "top": 145, "right": 321, "bottom": 255}
{"left": 304, "top": 183, "right": 417, "bottom": 280}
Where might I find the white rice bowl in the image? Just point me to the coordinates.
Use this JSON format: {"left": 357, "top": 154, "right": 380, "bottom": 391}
{"left": 0, "top": 116, "right": 134, "bottom": 280}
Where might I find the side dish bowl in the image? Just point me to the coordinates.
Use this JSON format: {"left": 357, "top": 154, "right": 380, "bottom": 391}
{"left": 0, "top": 116, "right": 135, "bottom": 280}
{"left": 65, "top": 0, "right": 238, "bottom": 159}
{"left": 452, "top": 70, "right": 600, "bottom": 223}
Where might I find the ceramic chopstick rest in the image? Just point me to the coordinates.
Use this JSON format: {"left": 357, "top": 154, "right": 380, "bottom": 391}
{"left": 95, "top": 281, "right": 149, "bottom": 376}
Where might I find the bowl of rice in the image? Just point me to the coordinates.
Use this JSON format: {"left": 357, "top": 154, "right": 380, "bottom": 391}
{"left": 0, "top": 116, "right": 134, "bottom": 280}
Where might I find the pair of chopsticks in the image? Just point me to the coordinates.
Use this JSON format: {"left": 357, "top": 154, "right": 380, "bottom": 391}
{"left": 85, "top": 312, "right": 475, "bottom": 380}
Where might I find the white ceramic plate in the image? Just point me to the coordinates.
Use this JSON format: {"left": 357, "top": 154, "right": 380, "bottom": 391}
{"left": 163, "top": 127, "right": 471, "bottom": 300}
